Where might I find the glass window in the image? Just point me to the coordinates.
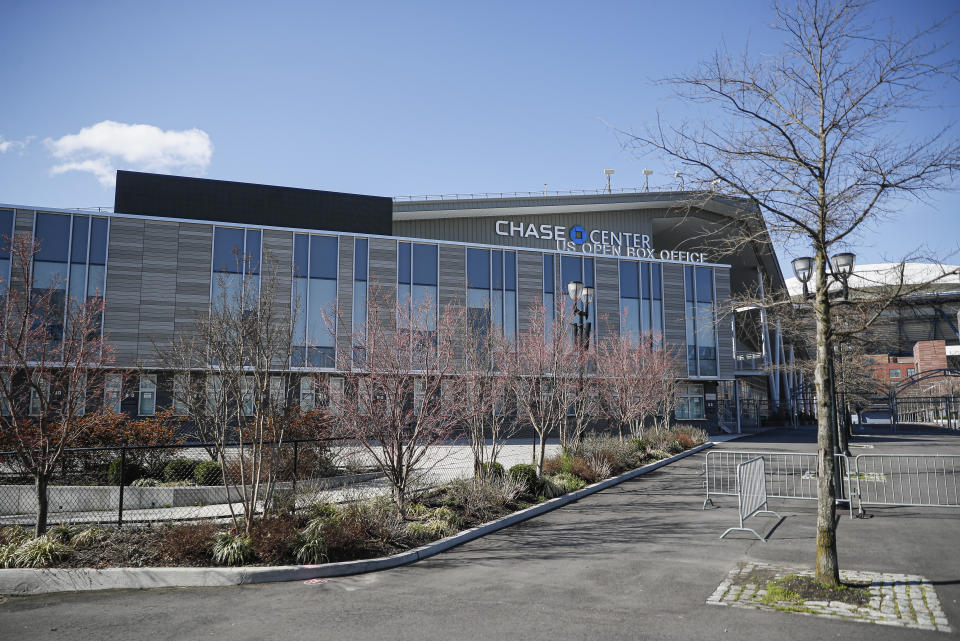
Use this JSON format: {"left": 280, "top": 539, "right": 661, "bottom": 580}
{"left": 543, "top": 255, "right": 554, "bottom": 293}
{"left": 138, "top": 375, "right": 157, "bottom": 416}
{"left": 684, "top": 266, "right": 717, "bottom": 376}
{"left": 105, "top": 374, "right": 122, "bottom": 412}
{"left": 504, "top": 252, "right": 516, "bottom": 291}
{"left": 294, "top": 233, "right": 309, "bottom": 277}
{"left": 173, "top": 374, "right": 189, "bottom": 416}
{"left": 619, "top": 262, "right": 639, "bottom": 298}
{"left": 492, "top": 250, "right": 503, "bottom": 289}
{"left": 890, "top": 369, "right": 902, "bottom": 379}
{"left": 560, "top": 255, "right": 582, "bottom": 289}
{"left": 354, "top": 238, "right": 368, "bottom": 281}
{"left": 309, "top": 235, "right": 338, "bottom": 279}
{"left": 300, "top": 376, "right": 315, "bottom": 411}
{"left": 412, "top": 244, "right": 437, "bottom": 286}
{"left": 244, "top": 229, "right": 261, "bottom": 274}
{"left": 34, "top": 213, "right": 70, "bottom": 261}
{"left": 467, "top": 249, "right": 490, "bottom": 289}
{"left": 269, "top": 376, "right": 285, "bottom": 410}
{"left": 0, "top": 209, "right": 13, "bottom": 259}
{"left": 70, "top": 216, "right": 89, "bottom": 264}
{"left": 212, "top": 227, "right": 244, "bottom": 273}
{"left": 89, "top": 218, "right": 108, "bottom": 265}
{"left": 398, "top": 242, "right": 411, "bottom": 284}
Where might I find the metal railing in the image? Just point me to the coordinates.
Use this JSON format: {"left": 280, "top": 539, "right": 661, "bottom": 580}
{"left": 393, "top": 186, "right": 689, "bottom": 202}
{"left": 704, "top": 450, "right": 960, "bottom": 518}
{"left": 719, "top": 457, "right": 780, "bottom": 541}
{"left": 703, "top": 450, "right": 853, "bottom": 517}
{"left": 853, "top": 454, "right": 960, "bottom": 509}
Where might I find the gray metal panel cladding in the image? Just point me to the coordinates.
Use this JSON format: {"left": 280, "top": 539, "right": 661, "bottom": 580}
{"left": 262, "top": 229, "right": 293, "bottom": 323}
{"left": 595, "top": 258, "right": 620, "bottom": 340}
{"left": 438, "top": 244, "right": 465, "bottom": 312}
{"left": 662, "top": 264, "right": 686, "bottom": 360}
{"left": 10, "top": 210, "right": 34, "bottom": 291}
{"left": 263, "top": 229, "right": 294, "bottom": 368}
{"left": 337, "top": 236, "right": 354, "bottom": 368}
{"left": 173, "top": 223, "right": 213, "bottom": 350}
{"left": 715, "top": 268, "right": 735, "bottom": 379}
{"left": 369, "top": 238, "right": 397, "bottom": 333}
{"left": 104, "top": 217, "right": 145, "bottom": 364}
{"left": 517, "top": 250, "right": 542, "bottom": 333}
{"left": 138, "top": 220, "right": 179, "bottom": 365}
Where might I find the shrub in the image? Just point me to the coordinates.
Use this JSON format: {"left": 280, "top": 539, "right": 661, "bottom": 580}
{"left": 477, "top": 461, "right": 505, "bottom": 479}
{"left": 47, "top": 524, "right": 77, "bottom": 544}
{"left": 194, "top": 461, "right": 223, "bottom": 486}
{"left": 131, "top": 477, "right": 161, "bottom": 487}
{"left": 667, "top": 439, "right": 684, "bottom": 454}
{"left": 670, "top": 424, "right": 708, "bottom": 447}
{"left": 156, "top": 523, "right": 215, "bottom": 565}
{"left": 250, "top": 516, "right": 297, "bottom": 564}
{"left": 9, "top": 535, "right": 72, "bottom": 568}
{"left": 629, "top": 438, "right": 648, "bottom": 454}
{"left": 0, "top": 526, "right": 28, "bottom": 546}
{"left": 647, "top": 448, "right": 670, "bottom": 461}
{"left": 542, "top": 454, "right": 573, "bottom": 476}
{"left": 108, "top": 458, "right": 145, "bottom": 486}
{"left": 441, "top": 476, "right": 521, "bottom": 522}
{"left": 574, "top": 437, "right": 637, "bottom": 474}
{"left": 321, "top": 499, "right": 404, "bottom": 560}
{"left": 405, "top": 518, "right": 455, "bottom": 542}
{"left": 307, "top": 502, "right": 339, "bottom": 522}
{"left": 0, "top": 542, "right": 17, "bottom": 568}
{"left": 543, "top": 472, "right": 587, "bottom": 497}
{"left": 163, "top": 458, "right": 200, "bottom": 483}
{"left": 405, "top": 503, "right": 431, "bottom": 519}
{"left": 509, "top": 464, "right": 539, "bottom": 494}
{"left": 71, "top": 526, "right": 107, "bottom": 547}
{"left": 431, "top": 506, "right": 461, "bottom": 527}
{"left": 212, "top": 531, "right": 253, "bottom": 566}
{"left": 569, "top": 456, "right": 601, "bottom": 483}
{"left": 296, "top": 518, "right": 327, "bottom": 564}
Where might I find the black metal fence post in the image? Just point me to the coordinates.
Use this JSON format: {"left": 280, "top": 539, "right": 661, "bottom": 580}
{"left": 292, "top": 440, "right": 299, "bottom": 498}
{"left": 117, "top": 445, "right": 126, "bottom": 529}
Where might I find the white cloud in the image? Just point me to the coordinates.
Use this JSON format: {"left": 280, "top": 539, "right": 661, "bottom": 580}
{"left": 45, "top": 121, "right": 213, "bottom": 187}
{"left": 0, "top": 135, "right": 33, "bottom": 154}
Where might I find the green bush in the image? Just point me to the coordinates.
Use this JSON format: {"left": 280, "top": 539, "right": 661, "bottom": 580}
{"left": 296, "top": 519, "right": 327, "bottom": 565}
{"left": 194, "top": 461, "right": 223, "bottom": 486}
{"left": 163, "top": 458, "right": 200, "bottom": 483}
{"left": 8, "top": 535, "right": 72, "bottom": 568}
{"left": 508, "top": 464, "right": 539, "bottom": 494}
{"left": 212, "top": 531, "right": 252, "bottom": 565}
{"left": 629, "top": 438, "right": 648, "bottom": 454}
{"left": 548, "top": 472, "right": 588, "bottom": 493}
{"left": 477, "top": 461, "right": 505, "bottom": 479}
{"left": 108, "top": 458, "right": 144, "bottom": 486}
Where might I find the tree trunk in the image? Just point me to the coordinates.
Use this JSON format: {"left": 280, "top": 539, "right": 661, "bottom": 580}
{"left": 536, "top": 430, "right": 548, "bottom": 476}
{"left": 34, "top": 473, "right": 49, "bottom": 537}
{"left": 813, "top": 251, "right": 840, "bottom": 587}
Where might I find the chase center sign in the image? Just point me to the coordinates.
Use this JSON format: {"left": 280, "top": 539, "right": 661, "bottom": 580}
{"left": 494, "top": 220, "right": 708, "bottom": 263}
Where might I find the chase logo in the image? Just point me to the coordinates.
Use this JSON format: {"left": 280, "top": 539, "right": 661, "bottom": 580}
{"left": 569, "top": 225, "right": 587, "bottom": 245}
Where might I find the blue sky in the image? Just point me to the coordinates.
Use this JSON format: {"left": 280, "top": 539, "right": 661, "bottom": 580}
{"left": 1, "top": 0, "right": 958, "bottom": 275}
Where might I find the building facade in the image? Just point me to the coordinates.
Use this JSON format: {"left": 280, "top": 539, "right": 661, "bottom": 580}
{"left": 1, "top": 172, "right": 799, "bottom": 432}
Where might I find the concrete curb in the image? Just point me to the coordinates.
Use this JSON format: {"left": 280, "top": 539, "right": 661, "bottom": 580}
{"left": 0, "top": 442, "right": 713, "bottom": 596}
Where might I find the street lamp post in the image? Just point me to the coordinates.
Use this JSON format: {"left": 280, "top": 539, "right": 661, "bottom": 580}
{"left": 567, "top": 280, "right": 594, "bottom": 446}
{"left": 566, "top": 280, "right": 594, "bottom": 350}
{"left": 792, "top": 251, "right": 857, "bottom": 458}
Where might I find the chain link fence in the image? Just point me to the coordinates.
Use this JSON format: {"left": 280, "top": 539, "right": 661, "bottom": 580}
{"left": 0, "top": 439, "right": 490, "bottom": 528}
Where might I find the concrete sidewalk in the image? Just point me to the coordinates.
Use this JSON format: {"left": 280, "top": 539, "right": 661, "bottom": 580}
{"left": 2, "top": 427, "right": 958, "bottom": 641}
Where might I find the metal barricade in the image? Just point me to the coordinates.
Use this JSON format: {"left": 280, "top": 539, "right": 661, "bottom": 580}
{"left": 720, "top": 457, "right": 781, "bottom": 541}
{"left": 703, "top": 450, "right": 853, "bottom": 518}
{"left": 853, "top": 454, "right": 960, "bottom": 510}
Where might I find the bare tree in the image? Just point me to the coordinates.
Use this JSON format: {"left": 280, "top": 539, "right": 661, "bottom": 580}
{"left": 325, "top": 289, "right": 469, "bottom": 516}
{"left": 629, "top": 0, "right": 960, "bottom": 584}
{"left": 0, "top": 234, "right": 117, "bottom": 535}
{"left": 158, "top": 252, "right": 299, "bottom": 536}
{"left": 508, "top": 299, "right": 579, "bottom": 475}
{"left": 596, "top": 331, "right": 683, "bottom": 440}
{"left": 460, "top": 315, "right": 519, "bottom": 476}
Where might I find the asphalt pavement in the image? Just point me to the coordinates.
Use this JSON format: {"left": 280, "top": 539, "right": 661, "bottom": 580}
{"left": 2, "top": 426, "right": 959, "bottom": 641}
